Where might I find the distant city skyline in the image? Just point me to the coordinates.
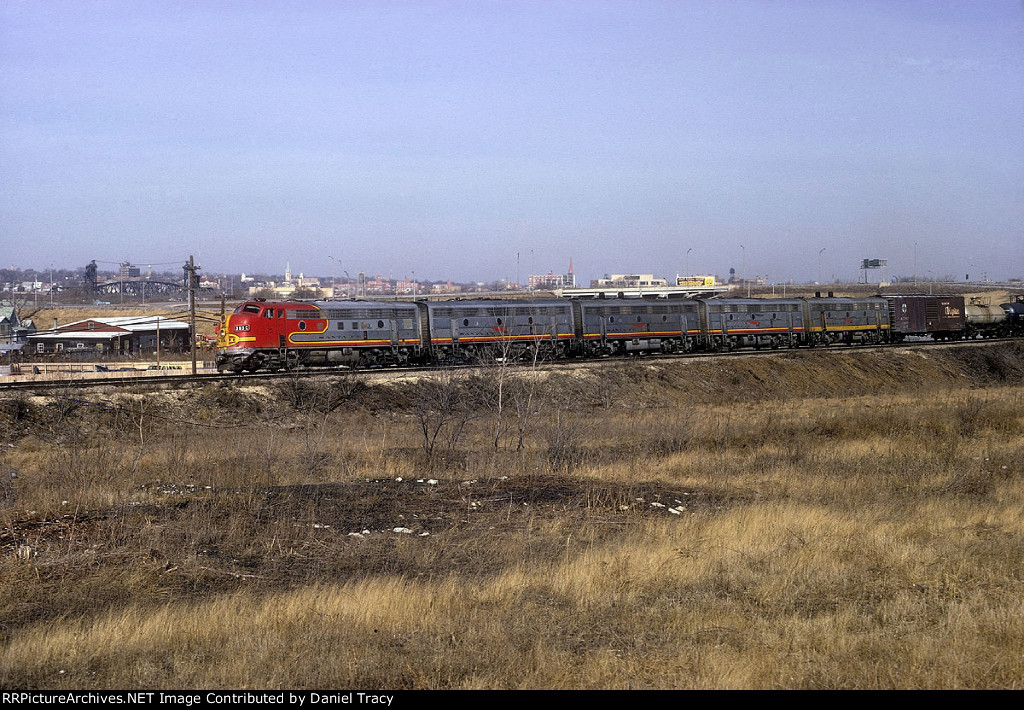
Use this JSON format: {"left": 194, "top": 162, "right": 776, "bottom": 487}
{"left": 2, "top": 2, "right": 1022, "bottom": 284}
{"left": 2, "top": 256, "right": 1011, "bottom": 290}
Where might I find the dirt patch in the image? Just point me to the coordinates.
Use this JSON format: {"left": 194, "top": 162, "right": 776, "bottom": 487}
{"left": 0, "top": 474, "right": 721, "bottom": 630}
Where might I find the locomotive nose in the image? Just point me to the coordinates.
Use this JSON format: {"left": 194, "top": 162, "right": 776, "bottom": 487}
{"left": 217, "top": 313, "right": 245, "bottom": 348}
{"left": 217, "top": 314, "right": 230, "bottom": 348}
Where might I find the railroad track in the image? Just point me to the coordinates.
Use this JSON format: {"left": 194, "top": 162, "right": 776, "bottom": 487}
{"left": 0, "top": 337, "right": 1017, "bottom": 393}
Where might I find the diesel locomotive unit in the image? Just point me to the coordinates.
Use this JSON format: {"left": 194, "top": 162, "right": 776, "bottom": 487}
{"left": 217, "top": 300, "right": 422, "bottom": 371}
{"left": 216, "top": 292, "right": 1016, "bottom": 372}
{"left": 217, "top": 298, "right": 575, "bottom": 372}
{"left": 425, "top": 299, "right": 575, "bottom": 362}
{"left": 575, "top": 299, "right": 702, "bottom": 355}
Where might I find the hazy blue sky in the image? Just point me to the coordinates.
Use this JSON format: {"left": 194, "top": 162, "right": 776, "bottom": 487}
{"left": 2, "top": 1, "right": 1022, "bottom": 284}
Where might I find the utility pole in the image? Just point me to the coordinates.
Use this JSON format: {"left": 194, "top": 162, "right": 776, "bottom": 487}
{"left": 184, "top": 255, "right": 200, "bottom": 375}
{"left": 740, "top": 244, "right": 745, "bottom": 291}
{"left": 914, "top": 241, "right": 918, "bottom": 288}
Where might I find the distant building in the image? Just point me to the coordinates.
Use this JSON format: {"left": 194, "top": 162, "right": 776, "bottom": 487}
{"left": 529, "top": 260, "right": 575, "bottom": 290}
{"left": 528, "top": 272, "right": 566, "bottom": 290}
{"left": 364, "top": 275, "right": 394, "bottom": 295}
{"left": 430, "top": 281, "right": 461, "bottom": 294}
{"left": 590, "top": 274, "right": 668, "bottom": 288}
{"left": 395, "top": 279, "right": 419, "bottom": 295}
{"left": 0, "top": 302, "right": 35, "bottom": 344}
{"left": 119, "top": 262, "right": 141, "bottom": 279}
{"left": 28, "top": 316, "right": 190, "bottom": 356}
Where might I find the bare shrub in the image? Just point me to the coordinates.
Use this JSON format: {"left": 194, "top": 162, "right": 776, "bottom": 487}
{"left": 160, "top": 431, "right": 200, "bottom": 481}
{"left": 413, "top": 369, "right": 481, "bottom": 461}
{"left": 935, "top": 469, "right": 996, "bottom": 500}
{"left": 275, "top": 372, "right": 360, "bottom": 414}
{"left": 201, "top": 382, "right": 264, "bottom": 413}
{"left": 0, "top": 392, "right": 37, "bottom": 436}
{"left": 296, "top": 395, "right": 336, "bottom": 481}
{"left": 0, "top": 464, "right": 15, "bottom": 510}
{"left": 544, "top": 394, "right": 590, "bottom": 474}
{"left": 42, "top": 425, "right": 126, "bottom": 501}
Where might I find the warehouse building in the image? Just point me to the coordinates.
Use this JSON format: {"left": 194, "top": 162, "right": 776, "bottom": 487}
{"left": 27, "top": 316, "right": 190, "bottom": 356}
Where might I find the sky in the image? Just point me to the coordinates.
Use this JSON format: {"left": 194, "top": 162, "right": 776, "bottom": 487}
{"left": 2, "top": 0, "right": 1022, "bottom": 285}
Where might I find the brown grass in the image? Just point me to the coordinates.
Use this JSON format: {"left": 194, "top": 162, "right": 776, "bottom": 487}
{"left": 1, "top": 343, "right": 1022, "bottom": 689}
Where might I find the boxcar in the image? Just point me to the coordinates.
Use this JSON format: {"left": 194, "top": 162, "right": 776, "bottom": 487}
{"left": 885, "top": 295, "right": 965, "bottom": 341}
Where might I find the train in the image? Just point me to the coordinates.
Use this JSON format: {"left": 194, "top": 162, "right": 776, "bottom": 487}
{"left": 215, "top": 293, "right": 1024, "bottom": 373}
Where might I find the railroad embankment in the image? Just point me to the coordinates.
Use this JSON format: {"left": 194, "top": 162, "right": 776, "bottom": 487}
{"left": 599, "top": 340, "right": 1024, "bottom": 405}
{"left": 342, "top": 341, "right": 1024, "bottom": 413}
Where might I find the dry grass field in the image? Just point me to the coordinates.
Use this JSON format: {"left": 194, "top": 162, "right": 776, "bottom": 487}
{"left": 1, "top": 343, "right": 1022, "bottom": 689}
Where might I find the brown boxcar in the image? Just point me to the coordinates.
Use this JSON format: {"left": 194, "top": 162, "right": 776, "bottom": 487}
{"left": 885, "top": 295, "right": 966, "bottom": 341}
